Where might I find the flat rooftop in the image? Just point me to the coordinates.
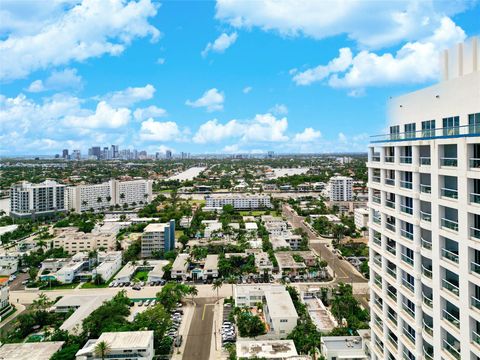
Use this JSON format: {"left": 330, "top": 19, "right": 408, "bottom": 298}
{"left": 274, "top": 252, "right": 306, "bottom": 269}
{"left": 236, "top": 340, "right": 298, "bottom": 358}
{"left": 322, "top": 336, "right": 364, "bottom": 351}
{"left": 204, "top": 254, "right": 219, "bottom": 270}
{"left": 264, "top": 291, "right": 298, "bottom": 319}
{"left": 144, "top": 223, "right": 169, "bottom": 232}
{"left": 98, "top": 330, "right": 153, "bottom": 349}
{"left": 0, "top": 341, "right": 64, "bottom": 360}
{"left": 172, "top": 253, "right": 189, "bottom": 271}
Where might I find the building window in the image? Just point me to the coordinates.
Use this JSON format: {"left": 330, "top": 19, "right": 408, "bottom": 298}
{"left": 443, "top": 116, "right": 459, "bottom": 136}
{"left": 404, "top": 123, "right": 416, "bottom": 139}
{"left": 390, "top": 125, "right": 400, "bottom": 140}
{"left": 422, "top": 120, "right": 435, "bottom": 137}
{"left": 469, "top": 113, "right": 480, "bottom": 134}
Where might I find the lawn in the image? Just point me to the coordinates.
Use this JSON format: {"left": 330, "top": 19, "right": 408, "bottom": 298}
{"left": 42, "top": 282, "right": 78, "bottom": 290}
{"left": 81, "top": 282, "right": 109, "bottom": 289}
{"left": 133, "top": 270, "right": 149, "bottom": 282}
{"left": 239, "top": 210, "right": 279, "bottom": 217}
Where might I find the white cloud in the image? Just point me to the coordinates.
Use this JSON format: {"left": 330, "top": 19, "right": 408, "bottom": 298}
{"left": 27, "top": 68, "right": 83, "bottom": 92}
{"left": 243, "top": 86, "right": 252, "bottom": 94}
{"left": 64, "top": 101, "right": 131, "bottom": 129}
{"left": 102, "top": 84, "right": 156, "bottom": 107}
{"left": 156, "top": 57, "right": 165, "bottom": 64}
{"left": 223, "top": 144, "right": 240, "bottom": 153}
{"left": 347, "top": 88, "right": 366, "bottom": 97}
{"left": 338, "top": 132, "right": 348, "bottom": 144}
{"left": 193, "top": 113, "right": 288, "bottom": 144}
{"left": 293, "top": 128, "right": 321, "bottom": 142}
{"left": 0, "top": 0, "right": 160, "bottom": 80}
{"left": 201, "top": 32, "right": 238, "bottom": 57}
{"left": 269, "top": 103, "right": 288, "bottom": 115}
{"left": 215, "top": 0, "right": 469, "bottom": 48}
{"left": 139, "top": 119, "right": 183, "bottom": 141}
{"left": 293, "top": 17, "right": 466, "bottom": 88}
{"left": 186, "top": 88, "right": 225, "bottom": 112}
{"left": 133, "top": 105, "right": 167, "bottom": 121}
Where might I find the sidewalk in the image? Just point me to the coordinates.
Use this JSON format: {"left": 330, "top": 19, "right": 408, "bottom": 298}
{"left": 0, "top": 304, "right": 25, "bottom": 329}
{"left": 211, "top": 298, "right": 226, "bottom": 360}
{"left": 171, "top": 301, "right": 195, "bottom": 360}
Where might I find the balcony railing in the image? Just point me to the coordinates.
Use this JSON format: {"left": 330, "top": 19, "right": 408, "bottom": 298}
{"left": 471, "top": 193, "right": 480, "bottom": 204}
{"left": 422, "top": 265, "right": 432, "bottom": 278}
{"left": 440, "top": 157, "right": 458, "bottom": 167}
{"left": 471, "top": 227, "right": 480, "bottom": 240}
{"left": 387, "top": 311, "right": 397, "bottom": 325}
{"left": 371, "top": 155, "right": 380, "bottom": 162}
{"left": 422, "top": 292, "right": 433, "bottom": 308}
{"left": 420, "top": 211, "right": 432, "bottom": 222}
{"left": 470, "top": 158, "right": 480, "bottom": 168}
{"left": 441, "top": 218, "right": 459, "bottom": 232}
{"left": 423, "top": 319, "right": 433, "bottom": 336}
{"left": 402, "top": 254, "right": 414, "bottom": 266}
{"left": 441, "top": 187, "right": 458, "bottom": 199}
{"left": 386, "top": 222, "right": 396, "bottom": 232}
{"left": 370, "top": 124, "right": 480, "bottom": 143}
{"left": 372, "top": 195, "right": 381, "bottom": 204}
{"left": 400, "top": 180, "right": 413, "bottom": 189}
{"left": 420, "top": 184, "right": 432, "bottom": 193}
{"left": 443, "top": 309, "right": 460, "bottom": 328}
{"left": 387, "top": 267, "right": 396, "bottom": 278}
{"left": 385, "top": 156, "right": 395, "bottom": 163}
{"left": 373, "top": 257, "right": 382, "bottom": 268}
{"left": 471, "top": 261, "right": 480, "bottom": 276}
{"left": 372, "top": 175, "right": 381, "bottom": 183}
{"left": 386, "top": 243, "right": 396, "bottom": 255}
{"left": 400, "top": 204, "right": 413, "bottom": 215}
{"left": 385, "top": 199, "right": 395, "bottom": 209}
{"left": 373, "top": 216, "right": 381, "bottom": 225}
{"left": 443, "top": 339, "right": 461, "bottom": 360}
{"left": 402, "top": 327, "right": 415, "bottom": 344}
{"left": 420, "top": 157, "right": 431, "bottom": 165}
{"left": 442, "top": 278, "right": 459, "bottom": 296}
{"left": 401, "top": 229, "right": 414, "bottom": 240}
{"left": 402, "top": 279, "right": 414, "bottom": 293}
{"left": 423, "top": 346, "right": 434, "bottom": 360}
{"left": 442, "top": 248, "right": 459, "bottom": 263}
{"left": 385, "top": 178, "right": 395, "bottom": 186}
{"left": 473, "top": 330, "right": 480, "bottom": 346}
{"left": 373, "top": 236, "right": 381, "bottom": 247}
{"left": 387, "top": 333, "right": 398, "bottom": 347}
{"left": 471, "top": 296, "right": 480, "bottom": 311}
{"left": 421, "top": 237, "right": 432, "bottom": 250}
{"left": 387, "top": 288, "right": 397, "bottom": 302}
{"left": 400, "top": 156, "right": 412, "bottom": 164}
{"left": 374, "top": 277, "right": 382, "bottom": 288}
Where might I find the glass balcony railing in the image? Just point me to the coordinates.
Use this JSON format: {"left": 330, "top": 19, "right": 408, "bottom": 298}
{"left": 471, "top": 193, "right": 480, "bottom": 204}
{"left": 374, "top": 277, "right": 382, "bottom": 289}
{"left": 422, "top": 292, "right": 433, "bottom": 308}
{"left": 402, "top": 327, "right": 415, "bottom": 344}
{"left": 400, "top": 156, "right": 412, "bottom": 164}
{"left": 372, "top": 175, "right": 381, "bottom": 183}
{"left": 373, "top": 257, "right": 382, "bottom": 268}
{"left": 441, "top": 218, "right": 459, "bottom": 232}
{"left": 371, "top": 155, "right": 380, "bottom": 162}
{"left": 423, "top": 346, "right": 434, "bottom": 360}
{"left": 421, "top": 237, "right": 432, "bottom": 250}
{"left": 471, "top": 261, "right": 480, "bottom": 275}
{"left": 400, "top": 205, "right": 413, "bottom": 215}
{"left": 442, "top": 248, "right": 459, "bottom": 263}
{"left": 372, "top": 195, "right": 381, "bottom": 204}
{"left": 402, "top": 280, "right": 414, "bottom": 293}
{"left": 385, "top": 199, "right": 395, "bottom": 209}
{"left": 420, "top": 211, "right": 432, "bottom": 222}
{"left": 386, "top": 244, "right": 396, "bottom": 255}
{"left": 442, "top": 278, "right": 459, "bottom": 296}
{"left": 387, "top": 333, "right": 398, "bottom": 348}
{"left": 401, "top": 229, "right": 414, "bottom": 240}
{"left": 471, "top": 296, "right": 480, "bottom": 311}
{"left": 420, "top": 157, "right": 431, "bottom": 165}
{"left": 387, "top": 267, "right": 396, "bottom": 278}
{"left": 386, "top": 222, "right": 396, "bottom": 232}
{"left": 420, "top": 184, "right": 432, "bottom": 193}
{"left": 422, "top": 265, "right": 432, "bottom": 278}
{"left": 373, "top": 236, "right": 381, "bottom": 247}
{"left": 473, "top": 331, "right": 480, "bottom": 346}
{"left": 471, "top": 227, "right": 480, "bottom": 240}
{"left": 423, "top": 319, "right": 433, "bottom": 336}
{"left": 441, "top": 188, "right": 458, "bottom": 199}
{"left": 385, "top": 156, "right": 395, "bottom": 163}
{"left": 387, "top": 312, "right": 397, "bottom": 325}
{"left": 443, "top": 309, "right": 460, "bottom": 328}
{"left": 402, "top": 254, "right": 414, "bottom": 266}
{"left": 400, "top": 180, "right": 413, "bottom": 189}
{"left": 371, "top": 124, "right": 479, "bottom": 143}
{"left": 470, "top": 158, "right": 480, "bottom": 169}
{"left": 440, "top": 157, "right": 458, "bottom": 167}
{"left": 385, "top": 178, "right": 395, "bottom": 186}
{"left": 443, "top": 339, "right": 461, "bottom": 360}
{"left": 387, "top": 289, "right": 397, "bottom": 303}
{"left": 373, "top": 216, "right": 381, "bottom": 225}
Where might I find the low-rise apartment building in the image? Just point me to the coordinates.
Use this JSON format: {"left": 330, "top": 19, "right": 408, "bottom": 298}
{"left": 255, "top": 252, "right": 274, "bottom": 275}
{"left": 234, "top": 284, "right": 286, "bottom": 308}
{"left": 264, "top": 291, "right": 298, "bottom": 336}
{"left": 140, "top": 220, "right": 175, "bottom": 258}
{"left": 205, "top": 194, "right": 272, "bottom": 210}
{"left": 93, "top": 251, "right": 122, "bottom": 282}
{"left": 203, "top": 254, "right": 219, "bottom": 279}
{"left": 52, "top": 228, "right": 116, "bottom": 254}
{"left": 0, "top": 278, "right": 11, "bottom": 322}
{"left": 171, "top": 253, "right": 189, "bottom": 280}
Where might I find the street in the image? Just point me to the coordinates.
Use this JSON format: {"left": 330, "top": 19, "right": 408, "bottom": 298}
{"left": 182, "top": 298, "right": 216, "bottom": 360}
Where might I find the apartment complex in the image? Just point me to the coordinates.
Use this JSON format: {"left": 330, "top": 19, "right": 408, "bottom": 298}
{"left": 140, "top": 220, "right": 175, "bottom": 258}
{"left": 205, "top": 194, "right": 272, "bottom": 210}
{"left": 10, "top": 180, "right": 66, "bottom": 218}
{"left": 52, "top": 228, "right": 116, "bottom": 254}
{"left": 67, "top": 179, "right": 153, "bottom": 212}
{"left": 368, "top": 38, "right": 480, "bottom": 360}
{"left": 329, "top": 176, "right": 353, "bottom": 201}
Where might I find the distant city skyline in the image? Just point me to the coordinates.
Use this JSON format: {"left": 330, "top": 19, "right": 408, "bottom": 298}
{"left": 1, "top": 1, "right": 479, "bottom": 156}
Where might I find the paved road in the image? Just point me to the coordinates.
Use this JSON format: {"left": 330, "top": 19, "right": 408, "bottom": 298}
{"left": 183, "top": 298, "right": 216, "bottom": 360}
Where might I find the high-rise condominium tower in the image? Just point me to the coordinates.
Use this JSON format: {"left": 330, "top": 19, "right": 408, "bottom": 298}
{"left": 368, "top": 37, "right": 479, "bottom": 360}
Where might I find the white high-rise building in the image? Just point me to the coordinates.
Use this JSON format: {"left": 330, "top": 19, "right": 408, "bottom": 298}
{"left": 329, "top": 176, "right": 354, "bottom": 201}
{"left": 368, "top": 37, "right": 479, "bottom": 360}
{"left": 10, "top": 180, "right": 66, "bottom": 218}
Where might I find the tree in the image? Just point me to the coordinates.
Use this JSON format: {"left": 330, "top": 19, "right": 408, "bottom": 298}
{"left": 97, "top": 197, "right": 102, "bottom": 204}
{"left": 188, "top": 285, "right": 198, "bottom": 304}
{"left": 94, "top": 341, "right": 111, "bottom": 360}
{"left": 120, "top": 193, "right": 125, "bottom": 200}
{"left": 31, "top": 293, "right": 53, "bottom": 312}
{"left": 212, "top": 279, "right": 223, "bottom": 300}
{"left": 236, "top": 309, "right": 266, "bottom": 338}
{"left": 226, "top": 275, "right": 236, "bottom": 297}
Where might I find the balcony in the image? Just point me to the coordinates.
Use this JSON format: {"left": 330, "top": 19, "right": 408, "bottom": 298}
{"left": 370, "top": 124, "right": 479, "bottom": 143}
{"left": 400, "top": 204, "right": 413, "bottom": 215}
{"left": 374, "top": 317, "right": 383, "bottom": 331}
{"left": 385, "top": 156, "right": 394, "bottom": 163}
{"left": 386, "top": 222, "right": 396, "bottom": 232}
{"left": 400, "top": 180, "right": 413, "bottom": 189}
{"left": 400, "top": 156, "right": 412, "bottom": 164}
{"left": 372, "top": 155, "right": 380, "bottom": 162}
{"left": 402, "top": 327, "right": 415, "bottom": 345}
{"left": 373, "top": 236, "right": 381, "bottom": 247}
{"left": 385, "top": 178, "right": 395, "bottom": 186}
{"left": 442, "top": 248, "right": 459, "bottom": 263}
{"left": 385, "top": 199, "right": 395, "bottom": 209}
{"left": 422, "top": 292, "right": 433, "bottom": 308}
{"left": 473, "top": 330, "right": 480, "bottom": 347}
{"left": 442, "top": 279, "right": 459, "bottom": 297}
{"left": 443, "top": 339, "right": 461, "bottom": 360}
{"left": 420, "top": 211, "right": 432, "bottom": 222}
{"left": 372, "top": 175, "right": 381, "bottom": 183}
{"left": 441, "top": 218, "right": 459, "bottom": 232}
{"left": 386, "top": 243, "right": 396, "bottom": 255}
{"left": 471, "top": 261, "right": 480, "bottom": 276}
{"left": 374, "top": 277, "right": 382, "bottom": 289}
{"left": 420, "top": 157, "right": 431, "bottom": 165}
{"left": 422, "top": 265, "right": 432, "bottom": 278}
{"left": 443, "top": 309, "right": 460, "bottom": 328}
{"left": 387, "top": 333, "right": 398, "bottom": 348}
{"left": 374, "top": 298, "right": 383, "bottom": 310}
{"left": 387, "top": 267, "right": 396, "bottom": 278}
{"left": 373, "top": 257, "right": 382, "bottom": 268}
{"left": 440, "top": 157, "right": 458, "bottom": 167}
{"left": 373, "top": 216, "right": 381, "bottom": 225}
{"left": 402, "top": 253, "right": 414, "bottom": 266}
{"left": 402, "top": 279, "right": 414, "bottom": 293}
{"left": 387, "top": 311, "right": 397, "bottom": 325}
{"left": 401, "top": 229, "right": 414, "bottom": 240}
{"left": 423, "top": 319, "right": 433, "bottom": 337}
{"left": 387, "top": 288, "right": 397, "bottom": 302}
{"left": 421, "top": 237, "right": 432, "bottom": 250}
{"left": 471, "top": 193, "right": 480, "bottom": 204}
{"left": 470, "top": 158, "right": 480, "bottom": 169}
{"left": 471, "top": 296, "right": 480, "bottom": 311}
{"left": 471, "top": 227, "right": 480, "bottom": 240}
{"left": 420, "top": 184, "right": 432, "bottom": 193}
{"left": 372, "top": 195, "right": 381, "bottom": 204}
{"left": 423, "top": 346, "right": 434, "bottom": 360}
{"left": 441, "top": 188, "right": 458, "bottom": 199}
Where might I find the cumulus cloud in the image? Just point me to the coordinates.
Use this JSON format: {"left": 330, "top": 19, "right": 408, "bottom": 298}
{"left": 243, "top": 86, "right": 252, "bottom": 94}
{"left": 293, "top": 128, "right": 321, "bottom": 142}
{"left": 201, "top": 32, "right": 238, "bottom": 57}
{"left": 102, "top": 84, "right": 156, "bottom": 107}
{"left": 64, "top": 101, "right": 131, "bottom": 129}
{"left": 186, "top": 88, "right": 225, "bottom": 112}
{"left": 292, "top": 17, "right": 466, "bottom": 88}
{"left": 215, "top": 0, "right": 469, "bottom": 48}
{"left": 133, "top": 105, "right": 167, "bottom": 121}
{"left": 0, "top": 0, "right": 160, "bottom": 80}
{"left": 156, "top": 57, "right": 166, "bottom": 64}
{"left": 27, "top": 68, "right": 83, "bottom": 92}
{"left": 139, "top": 119, "right": 183, "bottom": 141}
{"left": 193, "top": 113, "right": 288, "bottom": 144}
{"left": 269, "top": 103, "right": 288, "bottom": 115}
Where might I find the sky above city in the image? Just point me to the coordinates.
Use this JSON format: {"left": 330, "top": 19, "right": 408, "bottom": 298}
{"left": 0, "top": 0, "right": 479, "bottom": 156}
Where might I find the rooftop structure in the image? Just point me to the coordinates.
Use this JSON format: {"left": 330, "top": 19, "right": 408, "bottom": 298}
{"left": 205, "top": 194, "right": 272, "bottom": 210}
{"left": 320, "top": 336, "right": 368, "bottom": 360}
{"left": 171, "top": 253, "right": 189, "bottom": 279}
{"left": 0, "top": 342, "right": 65, "bottom": 360}
{"left": 236, "top": 339, "right": 298, "bottom": 359}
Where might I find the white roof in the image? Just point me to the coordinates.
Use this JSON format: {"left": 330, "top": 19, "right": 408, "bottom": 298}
{"left": 172, "top": 253, "right": 189, "bottom": 272}
{"left": 236, "top": 340, "right": 298, "bottom": 358}
{"left": 76, "top": 331, "right": 154, "bottom": 357}
{"left": 144, "top": 223, "right": 169, "bottom": 232}
{"left": 245, "top": 222, "right": 258, "bottom": 230}
{"left": 0, "top": 342, "right": 65, "bottom": 360}
{"left": 264, "top": 291, "right": 298, "bottom": 319}
{"left": 204, "top": 254, "right": 219, "bottom": 271}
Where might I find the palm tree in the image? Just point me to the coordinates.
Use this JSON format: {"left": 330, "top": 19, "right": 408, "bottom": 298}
{"left": 120, "top": 193, "right": 125, "bottom": 201}
{"left": 188, "top": 285, "right": 198, "bottom": 304}
{"left": 97, "top": 197, "right": 102, "bottom": 204}
{"left": 226, "top": 275, "right": 236, "bottom": 297}
{"left": 94, "top": 341, "right": 111, "bottom": 360}
{"left": 212, "top": 279, "right": 223, "bottom": 301}
{"left": 36, "top": 239, "right": 47, "bottom": 250}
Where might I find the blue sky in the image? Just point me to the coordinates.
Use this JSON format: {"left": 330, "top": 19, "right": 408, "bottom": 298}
{"left": 0, "top": 0, "right": 479, "bottom": 156}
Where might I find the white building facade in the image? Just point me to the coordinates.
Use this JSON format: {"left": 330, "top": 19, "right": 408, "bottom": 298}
{"left": 368, "top": 37, "right": 480, "bottom": 360}
{"left": 329, "top": 176, "right": 353, "bottom": 201}
{"left": 205, "top": 194, "right": 272, "bottom": 210}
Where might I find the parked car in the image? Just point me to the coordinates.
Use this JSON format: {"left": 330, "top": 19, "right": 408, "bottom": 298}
{"left": 174, "top": 335, "right": 183, "bottom": 347}
{"left": 132, "top": 285, "right": 141, "bottom": 291}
